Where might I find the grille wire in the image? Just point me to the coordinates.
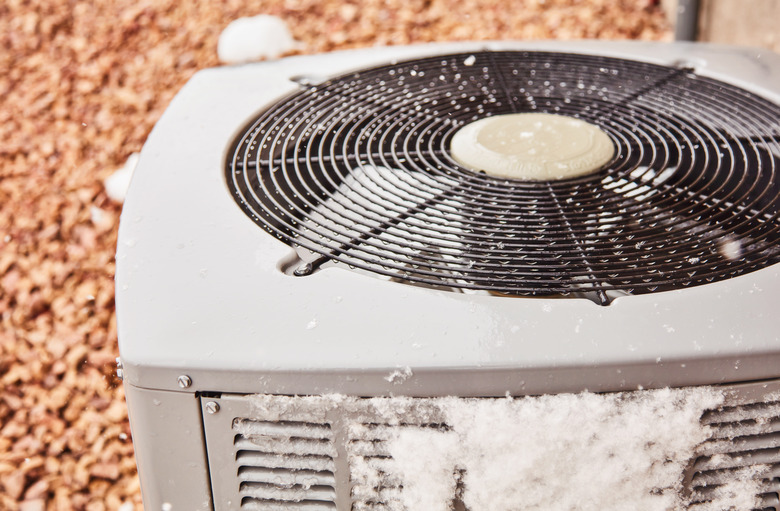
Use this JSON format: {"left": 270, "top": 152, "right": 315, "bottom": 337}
{"left": 227, "top": 51, "right": 780, "bottom": 305}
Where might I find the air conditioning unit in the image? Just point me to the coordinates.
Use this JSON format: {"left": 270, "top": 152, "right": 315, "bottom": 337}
{"left": 116, "top": 41, "right": 780, "bottom": 511}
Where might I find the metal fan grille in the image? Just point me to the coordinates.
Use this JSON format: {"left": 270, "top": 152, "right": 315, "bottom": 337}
{"left": 226, "top": 51, "right": 780, "bottom": 304}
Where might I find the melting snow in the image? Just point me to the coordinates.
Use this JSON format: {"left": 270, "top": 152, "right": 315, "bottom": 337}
{"left": 217, "top": 15, "right": 298, "bottom": 64}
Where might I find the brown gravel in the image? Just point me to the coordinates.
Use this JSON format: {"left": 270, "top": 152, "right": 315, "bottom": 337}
{"left": 0, "top": 1, "right": 670, "bottom": 509}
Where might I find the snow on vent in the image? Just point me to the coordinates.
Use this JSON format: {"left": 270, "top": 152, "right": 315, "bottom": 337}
{"left": 233, "top": 418, "right": 338, "bottom": 509}
{"left": 348, "top": 418, "right": 450, "bottom": 511}
{"left": 206, "top": 384, "right": 780, "bottom": 511}
{"left": 688, "top": 398, "right": 780, "bottom": 510}
{"left": 371, "top": 389, "right": 733, "bottom": 511}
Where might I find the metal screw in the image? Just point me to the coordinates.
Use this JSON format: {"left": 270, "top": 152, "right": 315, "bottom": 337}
{"left": 293, "top": 263, "right": 313, "bottom": 276}
{"left": 177, "top": 375, "right": 192, "bottom": 388}
{"left": 205, "top": 402, "right": 220, "bottom": 414}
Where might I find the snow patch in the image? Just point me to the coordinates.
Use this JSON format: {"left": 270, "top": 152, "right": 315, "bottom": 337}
{"left": 718, "top": 237, "right": 743, "bottom": 261}
{"left": 242, "top": 389, "right": 767, "bottom": 510}
{"left": 390, "top": 427, "right": 460, "bottom": 510}
{"left": 90, "top": 206, "right": 106, "bottom": 225}
{"left": 384, "top": 366, "right": 413, "bottom": 384}
{"left": 218, "top": 15, "right": 299, "bottom": 64}
{"left": 104, "top": 152, "right": 139, "bottom": 203}
{"left": 373, "top": 388, "right": 760, "bottom": 511}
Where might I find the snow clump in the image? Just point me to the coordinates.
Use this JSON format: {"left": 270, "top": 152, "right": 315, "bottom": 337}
{"left": 218, "top": 15, "right": 298, "bottom": 64}
{"left": 104, "top": 152, "right": 140, "bottom": 203}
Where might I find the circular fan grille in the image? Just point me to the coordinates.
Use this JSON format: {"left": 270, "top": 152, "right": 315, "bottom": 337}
{"left": 227, "top": 51, "right": 780, "bottom": 304}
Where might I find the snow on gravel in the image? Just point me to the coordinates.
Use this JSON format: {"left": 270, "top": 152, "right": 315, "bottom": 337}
{"left": 218, "top": 15, "right": 299, "bottom": 64}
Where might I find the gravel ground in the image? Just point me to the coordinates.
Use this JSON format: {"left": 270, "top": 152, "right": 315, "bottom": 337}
{"left": 0, "top": 1, "right": 669, "bottom": 509}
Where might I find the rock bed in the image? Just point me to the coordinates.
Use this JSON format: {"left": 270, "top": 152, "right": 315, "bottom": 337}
{"left": 0, "top": 1, "right": 669, "bottom": 509}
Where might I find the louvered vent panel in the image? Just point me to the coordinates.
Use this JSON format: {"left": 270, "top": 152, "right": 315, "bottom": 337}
{"left": 234, "top": 418, "right": 338, "bottom": 510}
{"left": 687, "top": 399, "right": 780, "bottom": 510}
{"left": 347, "top": 420, "right": 451, "bottom": 511}
{"left": 205, "top": 383, "right": 780, "bottom": 510}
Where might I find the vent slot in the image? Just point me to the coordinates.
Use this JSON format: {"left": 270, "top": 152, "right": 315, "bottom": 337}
{"left": 687, "top": 398, "right": 780, "bottom": 510}
{"left": 234, "top": 418, "right": 338, "bottom": 509}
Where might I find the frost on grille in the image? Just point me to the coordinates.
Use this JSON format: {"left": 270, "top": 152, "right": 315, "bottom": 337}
{"left": 687, "top": 395, "right": 780, "bottom": 511}
{"left": 233, "top": 418, "right": 338, "bottom": 510}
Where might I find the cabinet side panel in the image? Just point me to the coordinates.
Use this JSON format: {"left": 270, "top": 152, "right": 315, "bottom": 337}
{"left": 125, "top": 384, "right": 213, "bottom": 510}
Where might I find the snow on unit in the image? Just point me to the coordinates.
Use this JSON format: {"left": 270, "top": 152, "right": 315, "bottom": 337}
{"left": 217, "top": 15, "right": 299, "bottom": 64}
{"left": 382, "top": 389, "right": 760, "bottom": 511}
{"left": 243, "top": 388, "right": 767, "bottom": 511}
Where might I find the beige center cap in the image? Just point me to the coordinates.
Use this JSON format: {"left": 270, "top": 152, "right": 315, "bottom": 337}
{"left": 450, "top": 113, "right": 615, "bottom": 181}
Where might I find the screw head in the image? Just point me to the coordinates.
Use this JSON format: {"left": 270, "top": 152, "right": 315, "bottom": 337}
{"left": 177, "top": 375, "right": 192, "bottom": 388}
{"left": 293, "top": 263, "right": 313, "bottom": 276}
{"left": 205, "top": 402, "right": 220, "bottom": 414}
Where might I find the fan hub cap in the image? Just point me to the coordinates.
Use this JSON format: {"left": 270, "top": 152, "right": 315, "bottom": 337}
{"left": 450, "top": 113, "right": 615, "bottom": 181}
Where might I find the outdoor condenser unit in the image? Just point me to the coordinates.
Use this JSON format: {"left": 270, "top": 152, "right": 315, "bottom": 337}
{"left": 116, "top": 41, "right": 780, "bottom": 510}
